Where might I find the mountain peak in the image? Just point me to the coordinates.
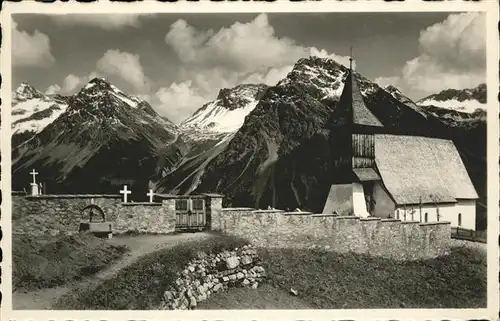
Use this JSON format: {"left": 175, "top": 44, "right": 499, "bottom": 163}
{"left": 82, "top": 77, "right": 113, "bottom": 92}
{"left": 417, "top": 83, "right": 487, "bottom": 113}
{"left": 384, "top": 85, "right": 400, "bottom": 93}
{"left": 181, "top": 83, "right": 269, "bottom": 133}
{"left": 295, "top": 56, "right": 347, "bottom": 72}
{"left": 15, "top": 82, "right": 44, "bottom": 100}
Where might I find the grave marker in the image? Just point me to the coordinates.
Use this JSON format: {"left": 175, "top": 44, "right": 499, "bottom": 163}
{"left": 30, "top": 169, "right": 39, "bottom": 196}
{"left": 120, "top": 185, "right": 131, "bottom": 203}
{"left": 147, "top": 189, "right": 155, "bottom": 203}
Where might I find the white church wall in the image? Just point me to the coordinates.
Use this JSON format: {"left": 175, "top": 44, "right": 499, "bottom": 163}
{"left": 449, "top": 199, "right": 476, "bottom": 230}
{"left": 372, "top": 181, "right": 395, "bottom": 218}
{"left": 352, "top": 182, "right": 370, "bottom": 218}
{"left": 395, "top": 203, "right": 455, "bottom": 224}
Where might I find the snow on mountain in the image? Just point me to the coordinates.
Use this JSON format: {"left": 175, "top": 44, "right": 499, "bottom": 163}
{"left": 418, "top": 98, "right": 486, "bottom": 113}
{"left": 417, "top": 84, "right": 487, "bottom": 113}
{"left": 13, "top": 82, "right": 45, "bottom": 102}
{"left": 12, "top": 77, "right": 184, "bottom": 195}
{"left": 181, "top": 84, "right": 269, "bottom": 133}
{"left": 278, "top": 57, "right": 347, "bottom": 100}
{"left": 384, "top": 85, "right": 419, "bottom": 109}
{"left": 12, "top": 96, "right": 68, "bottom": 135}
{"left": 12, "top": 83, "right": 70, "bottom": 147}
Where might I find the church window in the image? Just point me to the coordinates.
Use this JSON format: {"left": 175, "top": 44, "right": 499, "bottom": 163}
{"left": 458, "top": 213, "right": 462, "bottom": 226}
{"left": 192, "top": 199, "right": 205, "bottom": 211}
{"left": 424, "top": 212, "right": 428, "bottom": 223}
{"left": 175, "top": 199, "right": 189, "bottom": 211}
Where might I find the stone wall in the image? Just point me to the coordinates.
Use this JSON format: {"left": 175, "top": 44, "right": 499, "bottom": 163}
{"left": 12, "top": 193, "right": 177, "bottom": 236}
{"left": 114, "top": 200, "right": 176, "bottom": 234}
{"left": 160, "top": 244, "right": 265, "bottom": 310}
{"left": 214, "top": 208, "right": 451, "bottom": 261}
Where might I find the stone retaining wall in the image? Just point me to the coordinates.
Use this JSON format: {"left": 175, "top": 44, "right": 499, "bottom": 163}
{"left": 12, "top": 193, "right": 177, "bottom": 236}
{"left": 160, "top": 244, "right": 265, "bottom": 310}
{"left": 213, "top": 208, "right": 451, "bottom": 261}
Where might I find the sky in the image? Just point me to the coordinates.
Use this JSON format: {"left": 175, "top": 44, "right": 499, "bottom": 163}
{"left": 12, "top": 12, "right": 486, "bottom": 123}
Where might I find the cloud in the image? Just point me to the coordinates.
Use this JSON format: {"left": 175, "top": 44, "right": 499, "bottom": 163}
{"left": 97, "top": 50, "right": 149, "bottom": 92}
{"left": 155, "top": 81, "right": 208, "bottom": 124}
{"left": 62, "top": 74, "right": 85, "bottom": 93}
{"left": 51, "top": 14, "right": 143, "bottom": 30}
{"left": 376, "top": 12, "right": 486, "bottom": 100}
{"left": 160, "top": 13, "right": 351, "bottom": 122}
{"left": 242, "top": 65, "right": 294, "bottom": 86}
{"left": 48, "top": 50, "right": 147, "bottom": 95}
{"left": 45, "top": 84, "right": 61, "bottom": 95}
{"left": 12, "top": 20, "right": 55, "bottom": 68}
{"left": 374, "top": 76, "right": 401, "bottom": 89}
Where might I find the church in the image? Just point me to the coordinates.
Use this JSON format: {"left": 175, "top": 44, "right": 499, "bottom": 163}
{"left": 322, "top": 57, "right": 478, "bottom": 231}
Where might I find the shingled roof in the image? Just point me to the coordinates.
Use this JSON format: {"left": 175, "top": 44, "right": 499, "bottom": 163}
{"left": 374, "top": 134, "right": 478, "bottom": 205}
{"left": 348, "top": 72, "right": 383, "bottom": 127}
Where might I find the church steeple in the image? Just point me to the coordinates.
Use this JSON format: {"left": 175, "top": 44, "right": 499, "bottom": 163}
{"left": 341, "top": 49, "right": 383, "bottom": 128}
{"left": 349, "top": 46, "right": 353, "bottom": 71}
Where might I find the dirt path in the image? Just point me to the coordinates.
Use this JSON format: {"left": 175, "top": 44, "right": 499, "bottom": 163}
{"left": 13, "top": 232, "right": 211, "bottom": 310}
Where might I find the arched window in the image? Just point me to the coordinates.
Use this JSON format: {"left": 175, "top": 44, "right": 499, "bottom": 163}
{"left": 458, "top": 213, "right": 462, "bottom": 226}
{"left": 424, "top": 212, "right": 428, "bottom": 223}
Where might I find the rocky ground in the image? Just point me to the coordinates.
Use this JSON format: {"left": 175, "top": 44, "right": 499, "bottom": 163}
{"left": 161, "top": 244, "right": 266, "bottom": 310}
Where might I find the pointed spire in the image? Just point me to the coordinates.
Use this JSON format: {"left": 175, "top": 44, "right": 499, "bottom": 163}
{"left": 349, "top": 46, "right": 353, "bottom": 71}
{"left": 336, "top": 48, "right": 383, "bottom": 128}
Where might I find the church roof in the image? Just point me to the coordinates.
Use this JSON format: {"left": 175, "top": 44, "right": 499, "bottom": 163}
{"left": 374, "top": 134, "right": 478, "bottom": 205}
{"left": 348, "top": 72, "right": 383, "bottom": 127}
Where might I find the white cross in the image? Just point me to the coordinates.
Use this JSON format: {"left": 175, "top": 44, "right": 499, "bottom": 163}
{"left": 120, "top": 185, "right": 131, "bottom": 203}
{"left": 30, "top": 169, "right": 38, "bottom": 184}
{"left": 147, "top": 189, "right": 155, "bottom": 203}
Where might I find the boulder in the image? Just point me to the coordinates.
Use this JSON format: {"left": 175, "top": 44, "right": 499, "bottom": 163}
{"left": 241, "top": 255, "right": 253, "bottom": 265}
{"left": 189, "top": 296, "right": 197, "bottom": 308}
{"left": 163, "top": 290, "right": 174, "bottom": 301}
{"left": 225, "top": 256, "right": 239, "bottom": 269}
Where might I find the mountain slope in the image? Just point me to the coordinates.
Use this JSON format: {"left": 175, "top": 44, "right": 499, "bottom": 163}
{"left": 181, "top": 84, "right": 269, "bottom": 133}
{"left": 12, "top": 83, "right": 70, "bottom": 147}
{"left": 417, "top": 83, "right": 487, "bottom": 114}
{"left": 12, "top": 78, "right": 186, "bottom": 197}
{"left": 170, "top": 56, "right": 457, "bottom": 211}
{"left": 153, "top": 84, "right": 271, "bottom": 194}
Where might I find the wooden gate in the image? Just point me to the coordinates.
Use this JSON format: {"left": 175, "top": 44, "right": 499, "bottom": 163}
{"left": 175, "top": 198, "right": 207, "bottom": 231}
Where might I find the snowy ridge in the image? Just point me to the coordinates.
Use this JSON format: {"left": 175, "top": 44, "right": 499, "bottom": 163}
{"left": 182, "top": 99, "right": 259, "bottom": 133}
{"left": 12, "top": 98, "right": 68, "bottom": 135}
{"left": 279, "top": 57, "right": 346, "bottom": 100}
{"left": 181, "top": 84, "right": 268, "bottom": 134}
{"left": 418, "top": 98, "right": 486, "bottom": 114}
{"left": 417, "top": 84, "right": 486, "bottom": 114}
{"left": 12, "top": 82, "right": 69, "bottom": 136}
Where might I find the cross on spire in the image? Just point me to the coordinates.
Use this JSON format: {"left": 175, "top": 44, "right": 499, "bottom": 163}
{"left": 349, "top": 46, "right": 354, "bottom": 71}
{"left": 120, "top": 185, "right": 131, "bottom": 203}
{"left": 30, "top": 169, "right": 38, "bottom": 184}
{"left": 147, "top": 189, "right": 155, "bottom": 203}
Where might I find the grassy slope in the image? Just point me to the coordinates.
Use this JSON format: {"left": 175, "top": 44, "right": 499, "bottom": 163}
{"left": 197, "top": 284, "right": 313, "bottom": 309}
{"left": 55, "top": 237, "right": 485, "bottom": 310}
{"left": 55, "top": 233, "right": 249, "bottom": 310}
{"left": 259, "top": 246, "right": 486, "bottom": 309}
{"left": 13, "top": 232, "right": 129, "bottom": 291}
